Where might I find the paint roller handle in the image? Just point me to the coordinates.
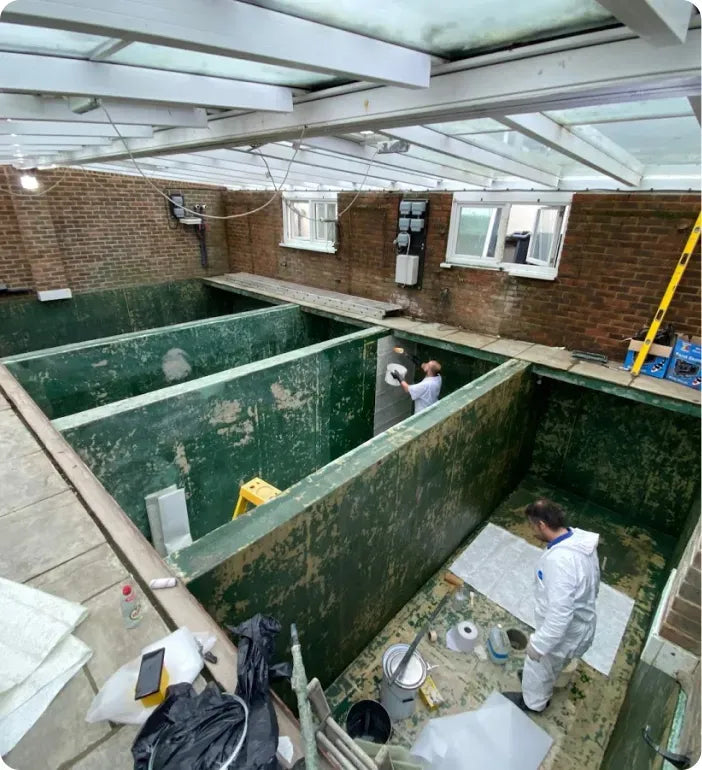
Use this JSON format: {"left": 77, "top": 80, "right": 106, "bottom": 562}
{"left": 388, "top": 593, "right": 452, "bottom": 688}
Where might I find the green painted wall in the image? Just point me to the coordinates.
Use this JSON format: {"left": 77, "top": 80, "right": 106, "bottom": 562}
{"left": 169, "top": 359, "right": 536, "bottom": 686}
{"left": 5, "top": 305, "right": 359, "bottom": 419}
{"left": 530, "top": 379, "right": 701, "bottom": 537}
{"left": 0, "top": 280, "right": 268, "bottom": 357}
{"left": 55, "top": 327, "right": 383, "bottom": 541}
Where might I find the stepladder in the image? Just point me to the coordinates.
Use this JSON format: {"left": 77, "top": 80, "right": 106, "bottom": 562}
{"left": 232, "top": 477, "right": 281, "bottom": 519}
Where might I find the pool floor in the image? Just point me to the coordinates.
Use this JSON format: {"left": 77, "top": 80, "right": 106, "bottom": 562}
{"left": 325, "top": 477, "right": 675, "bottom": 770}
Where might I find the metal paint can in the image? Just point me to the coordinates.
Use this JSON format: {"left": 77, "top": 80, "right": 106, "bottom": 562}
{"left": 380, "top": 643, "right": 427, "bottom": 721}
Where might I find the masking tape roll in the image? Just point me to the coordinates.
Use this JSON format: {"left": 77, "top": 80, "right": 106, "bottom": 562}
{"left": 447, "top": 620, "right": 479, "bottom": 653}
{"left": 428, "top": 630, "right": 438, "bottom": 644}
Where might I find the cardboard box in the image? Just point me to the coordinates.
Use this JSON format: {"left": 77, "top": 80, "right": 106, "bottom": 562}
{"left": 623, "top": 339, "right": 674, "bottom": 379}
{"left": 665, "top": 336, "right": 702, "bottom": 390}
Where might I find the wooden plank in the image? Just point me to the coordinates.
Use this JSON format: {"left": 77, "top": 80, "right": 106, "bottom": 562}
{"left": 0, "top": 364, "right": 308, "bottom": 768}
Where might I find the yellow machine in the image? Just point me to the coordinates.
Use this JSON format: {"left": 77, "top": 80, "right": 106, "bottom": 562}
{"left": 232, "top": 476, "right": 281, "bottom": 519}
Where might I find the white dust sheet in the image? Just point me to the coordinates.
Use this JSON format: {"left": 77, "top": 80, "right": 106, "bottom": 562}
{"left": 449, "top": 523, "right": 634, "bottom": 676}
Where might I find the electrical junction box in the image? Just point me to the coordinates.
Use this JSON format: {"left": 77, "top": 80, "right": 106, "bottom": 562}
{"left": 398, "top": 217, "right": 410, "bottom": 231}
{"left": 168, "top": 192, "right": 185, "bottom": 220}
{"left": 395, "top": 254, "right": 419, "bottom": 285}
{"left": 399, "top": 200, "right": 412, "bottom": 216}
{"left": 396, "top": 232, "right": 410, "bottom": 249}
{"left": 410, "top": 218, "right": 424, "bottom": 232}
{"left": 411, "top": 201, "right": 427, "bottom": 216}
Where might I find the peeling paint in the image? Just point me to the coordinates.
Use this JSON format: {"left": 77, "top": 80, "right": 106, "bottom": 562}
{"left": 162, "top": 347, "right": 192, "bottom": 382}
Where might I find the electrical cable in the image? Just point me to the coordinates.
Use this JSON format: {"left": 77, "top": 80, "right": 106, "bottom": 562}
{"left": 102, "top": 102, "right": 307, "bottom": 220}
{"left": 0, "top": 164, "right": 71, "bottom": 197}
{"left": 337, "top": 148, "right": 380, "bottom": 218}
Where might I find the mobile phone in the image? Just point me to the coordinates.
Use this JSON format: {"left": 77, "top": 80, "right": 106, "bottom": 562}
{"left": 134, "top": 647, "right": 165, "bottom": 700}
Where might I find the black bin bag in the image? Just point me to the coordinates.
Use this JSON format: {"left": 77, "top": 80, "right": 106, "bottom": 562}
{"left": 132, "top": 615, "right": 290, "bottom": 770}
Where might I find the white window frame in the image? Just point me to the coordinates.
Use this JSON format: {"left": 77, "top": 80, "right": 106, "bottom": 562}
{"left": 281, "top": 191, "right": 338, "bottom": 254}
{"left": 443, "top": 192, "right": 572, "bottom": 280}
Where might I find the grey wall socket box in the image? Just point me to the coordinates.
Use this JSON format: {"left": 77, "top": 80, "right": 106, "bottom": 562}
{"left": 410, "top": 218, "right": 424, "bottom": 232}
{"left": 410, "top": 201, "right": 426, "bottom": 216}
{"left": 398, "top": 217, "right": 410, "bottom": 231}
{"left": 399, "top": 201, "right": 412, "bottom": 216}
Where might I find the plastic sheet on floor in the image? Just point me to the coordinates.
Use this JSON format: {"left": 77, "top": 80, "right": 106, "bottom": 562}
{"left": 449, "top": 523, "right": 634, "bottom": 676}
{"left": 0, "top": 578, "right": 91, "bottom": 755}
{"left": 411, "top": 691, "right": 553, "bottom": 770}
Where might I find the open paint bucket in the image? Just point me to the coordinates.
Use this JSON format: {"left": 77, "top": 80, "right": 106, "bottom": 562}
{"left": 346, "top": 699, "right": 392, "bottom": 744}
{"left": 380, "top": 643, "right": 427, "bottom": 721}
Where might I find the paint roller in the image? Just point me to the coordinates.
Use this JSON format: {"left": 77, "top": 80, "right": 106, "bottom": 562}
{"left": 393, "top": 346, "right": 421, "bottom": 366}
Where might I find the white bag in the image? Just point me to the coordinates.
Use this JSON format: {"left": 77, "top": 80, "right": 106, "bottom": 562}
{"left": 86, "top": 628, "right": 216, "bottom": 725}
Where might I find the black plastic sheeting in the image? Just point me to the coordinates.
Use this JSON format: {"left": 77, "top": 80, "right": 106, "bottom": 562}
{"left": 132, "top": 615, "right": 291, "bottom": 770}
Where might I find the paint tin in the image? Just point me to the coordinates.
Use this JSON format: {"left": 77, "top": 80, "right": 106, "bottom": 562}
{"left": 380, "top": 643, "right": 427, "bottom": 721}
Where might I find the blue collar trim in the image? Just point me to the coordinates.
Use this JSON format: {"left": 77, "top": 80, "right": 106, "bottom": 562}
{"left": 547, "top": 528, "right": 573, "bottom": 549}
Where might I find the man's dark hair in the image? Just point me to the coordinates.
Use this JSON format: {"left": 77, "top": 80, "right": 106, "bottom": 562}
{"left": 525, "top": 498, "right": 566, "bottom": 529}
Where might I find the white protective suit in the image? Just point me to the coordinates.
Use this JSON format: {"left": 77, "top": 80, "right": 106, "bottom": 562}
{"left": 522, "top": 527, "right": 600, "bottom": 711}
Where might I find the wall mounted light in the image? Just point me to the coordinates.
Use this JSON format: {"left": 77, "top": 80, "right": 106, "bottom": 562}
{"left": 20, "top": 173, "right": 39, "bottom": 191}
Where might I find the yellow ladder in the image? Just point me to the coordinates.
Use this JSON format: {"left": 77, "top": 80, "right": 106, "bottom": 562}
{"left": 632, "top": 212, "right": 701, "bottom": 376}
{"left": 232, "top": 477, "right": 281, "bottom": 519}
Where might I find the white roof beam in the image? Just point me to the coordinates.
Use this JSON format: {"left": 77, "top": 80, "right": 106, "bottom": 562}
{"left": 689, "top": 96, "right": 701, "bottom": 125}
{"left": 300, "top": 136, "right": 489, "bottom": 187}
{"left": 198, "top": 148, "right": 398, "bottom": 187}
{"left": 0, "top": 94, "right": 207, "bottom": 127}
{"left": 0, "top": 52, "right": 293, "bottom": 112}
{"left": 382, "top": 126, "right": 559, "bottom": 186}
{"left": 56, "top": 31, "right": 701, "bottom": 167}
{"left": 3, "top": 0, "right": 431, "bottom": 88}
{"left": 447, "top": 132, "right": 563, "bottom": 177}
{"left": 0, "top": 120, "right": 153, "bottom": 138}
{"left": 499, "top": 114, "right": 642, "bottom": 186}
{"left": 88, "top": 38, "right": 131, "bottom": 61}
{"left": 594, "top": 0, "right": 693, "bottom": 45}
{"left": 240, "top": 143, "right": 441, "bottom": 188}
{"left": 0, "top": 134, "right": 111, "bottom": 146}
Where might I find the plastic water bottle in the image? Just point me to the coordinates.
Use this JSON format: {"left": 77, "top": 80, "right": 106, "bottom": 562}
{"left": 486, "top": 624, "right": 510, "bottom": 665}
{"left": 121, "top": 583, "right": 143, "bottom": 629}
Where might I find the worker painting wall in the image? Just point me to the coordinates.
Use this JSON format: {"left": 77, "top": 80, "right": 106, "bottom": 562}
{"left": 530, "top": 379, "right": 701, "bottom": 537}
{"left": 169, "top": 359, "right": 537, "bottom": 685}
{"left": 4, "top": 305, "right": 359, "bottom": 419}
{"left": 54, "top": 327, "right": 383, "bottom": 541}
{"left": 0, "top": 279, "right": 267, "bottom": 357}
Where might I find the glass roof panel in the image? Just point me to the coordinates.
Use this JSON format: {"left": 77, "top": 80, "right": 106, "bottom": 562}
{"left": 593, "top": 117, "right": 701, "bottom": 164}
{"left": 245, "top": 0, "right": 614, "bottom": 57}
{"left": 545, "top": 98, "right": 693, "bottom": 125}
{"left": 110, "top": 43, "right": 338, "bottom": 87}
{"left": 0, "top": 22, "right": 108, "bottom": 56}
{"left": 423, "top": 118, "right": 505, "bottom": 135}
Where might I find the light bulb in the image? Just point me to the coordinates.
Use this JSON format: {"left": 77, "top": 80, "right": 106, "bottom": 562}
{"left": 20, "top": 174, "right": 39, "bottom": 191}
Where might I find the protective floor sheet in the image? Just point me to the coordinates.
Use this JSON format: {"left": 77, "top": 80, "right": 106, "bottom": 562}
{"left": 449, "top": 524, "right": 634, "bottom": 676}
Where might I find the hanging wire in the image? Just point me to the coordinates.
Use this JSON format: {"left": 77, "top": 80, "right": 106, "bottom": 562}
{"left": 102, "top": 102, "right": 308, "bottom": 220}
{"left": 0, "top": 164, "right": 71, "bottom": 197}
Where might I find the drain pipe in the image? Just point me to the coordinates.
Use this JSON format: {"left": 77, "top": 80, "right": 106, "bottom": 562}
{"left": 291, "top": 623, "right": 319, "bottom": 770}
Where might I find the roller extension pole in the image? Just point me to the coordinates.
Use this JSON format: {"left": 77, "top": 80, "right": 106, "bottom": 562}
{"left": 291, "top": 623, "right": 319, "bottom": 770}
{"left": 632, "top": 212, "right": 701, "bottom": 376}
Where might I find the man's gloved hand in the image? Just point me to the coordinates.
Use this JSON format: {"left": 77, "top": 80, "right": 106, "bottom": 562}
{"left": 391, "top": 370, "right": 403, "bottom": 382}
{"left": 526, "top": 641, "right": 542, "bottom": 662}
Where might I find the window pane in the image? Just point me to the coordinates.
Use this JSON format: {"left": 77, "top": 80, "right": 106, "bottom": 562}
{"left": 530, "top": 208, "right": 561, "bottom": 266}
{"left": 455, "top": 207, "right": 497, "bottom": 258}
{"left": 288, "top": 201, "right": 310, "bottom": 239}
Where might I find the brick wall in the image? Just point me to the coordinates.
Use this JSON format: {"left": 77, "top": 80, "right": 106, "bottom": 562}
{"left": 660, "top": 519, "right": 701, "bottom": 656}
{"left": 226, "top": 190, "right": 701, "bottom": 358}
{"left": 1, "top": 166, "right": 229, "bottom": 296}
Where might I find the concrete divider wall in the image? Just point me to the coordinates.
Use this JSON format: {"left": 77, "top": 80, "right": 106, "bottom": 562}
{"left": 168, "top": 358, "right": 536, "bottom": 685}
{"left": 4, "top": 305, "right": 359, "bottom": 419}
{"left": 54, "top": 326, "right": 384, "bottom": 541}
{"left": 0, "top": 280, "right": 268, "bottom": 357}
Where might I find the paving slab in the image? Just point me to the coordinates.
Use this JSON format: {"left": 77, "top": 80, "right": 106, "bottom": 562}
{"left": 28, "top": 542, "right": 128, "bottom": 604}
{"left": 404, "top": 322, "right": 462, "bottom": 340}
{"left": 77, "top": 584, "right": 170, "bottom": 687}
{"left": 516, "top": 343, "right": 575, "bottom": 370}
{"left": 0, "top": 394, "right": 10, "bottom": 410}
{"left": 0, "top": 450, "right": 68, "bottom": 517}
{"left": 0, "top": 408, "right": 41, "bottom": 462}
{"left": 5, "top": 668, "right": 110, "bottom": 770}
{"left": 381, "top": 316, "right": 421, "bottom": 332}
{"left": 72, "top": 725, "right": 140, "bottom": 770}
{"left": 482, "top": 338, "right": 535, "bottom": 357}
{"left": 630, "top": 375, "right": 701, "bottom": 403}
{"left": 0, "top": 490, "right": 105, "bottom": 583}
{"left": 569, "top": 361, "right": 634, "bottom": 387}
{"left": 441, "top": 329, "right": 499, "bottom": 349}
